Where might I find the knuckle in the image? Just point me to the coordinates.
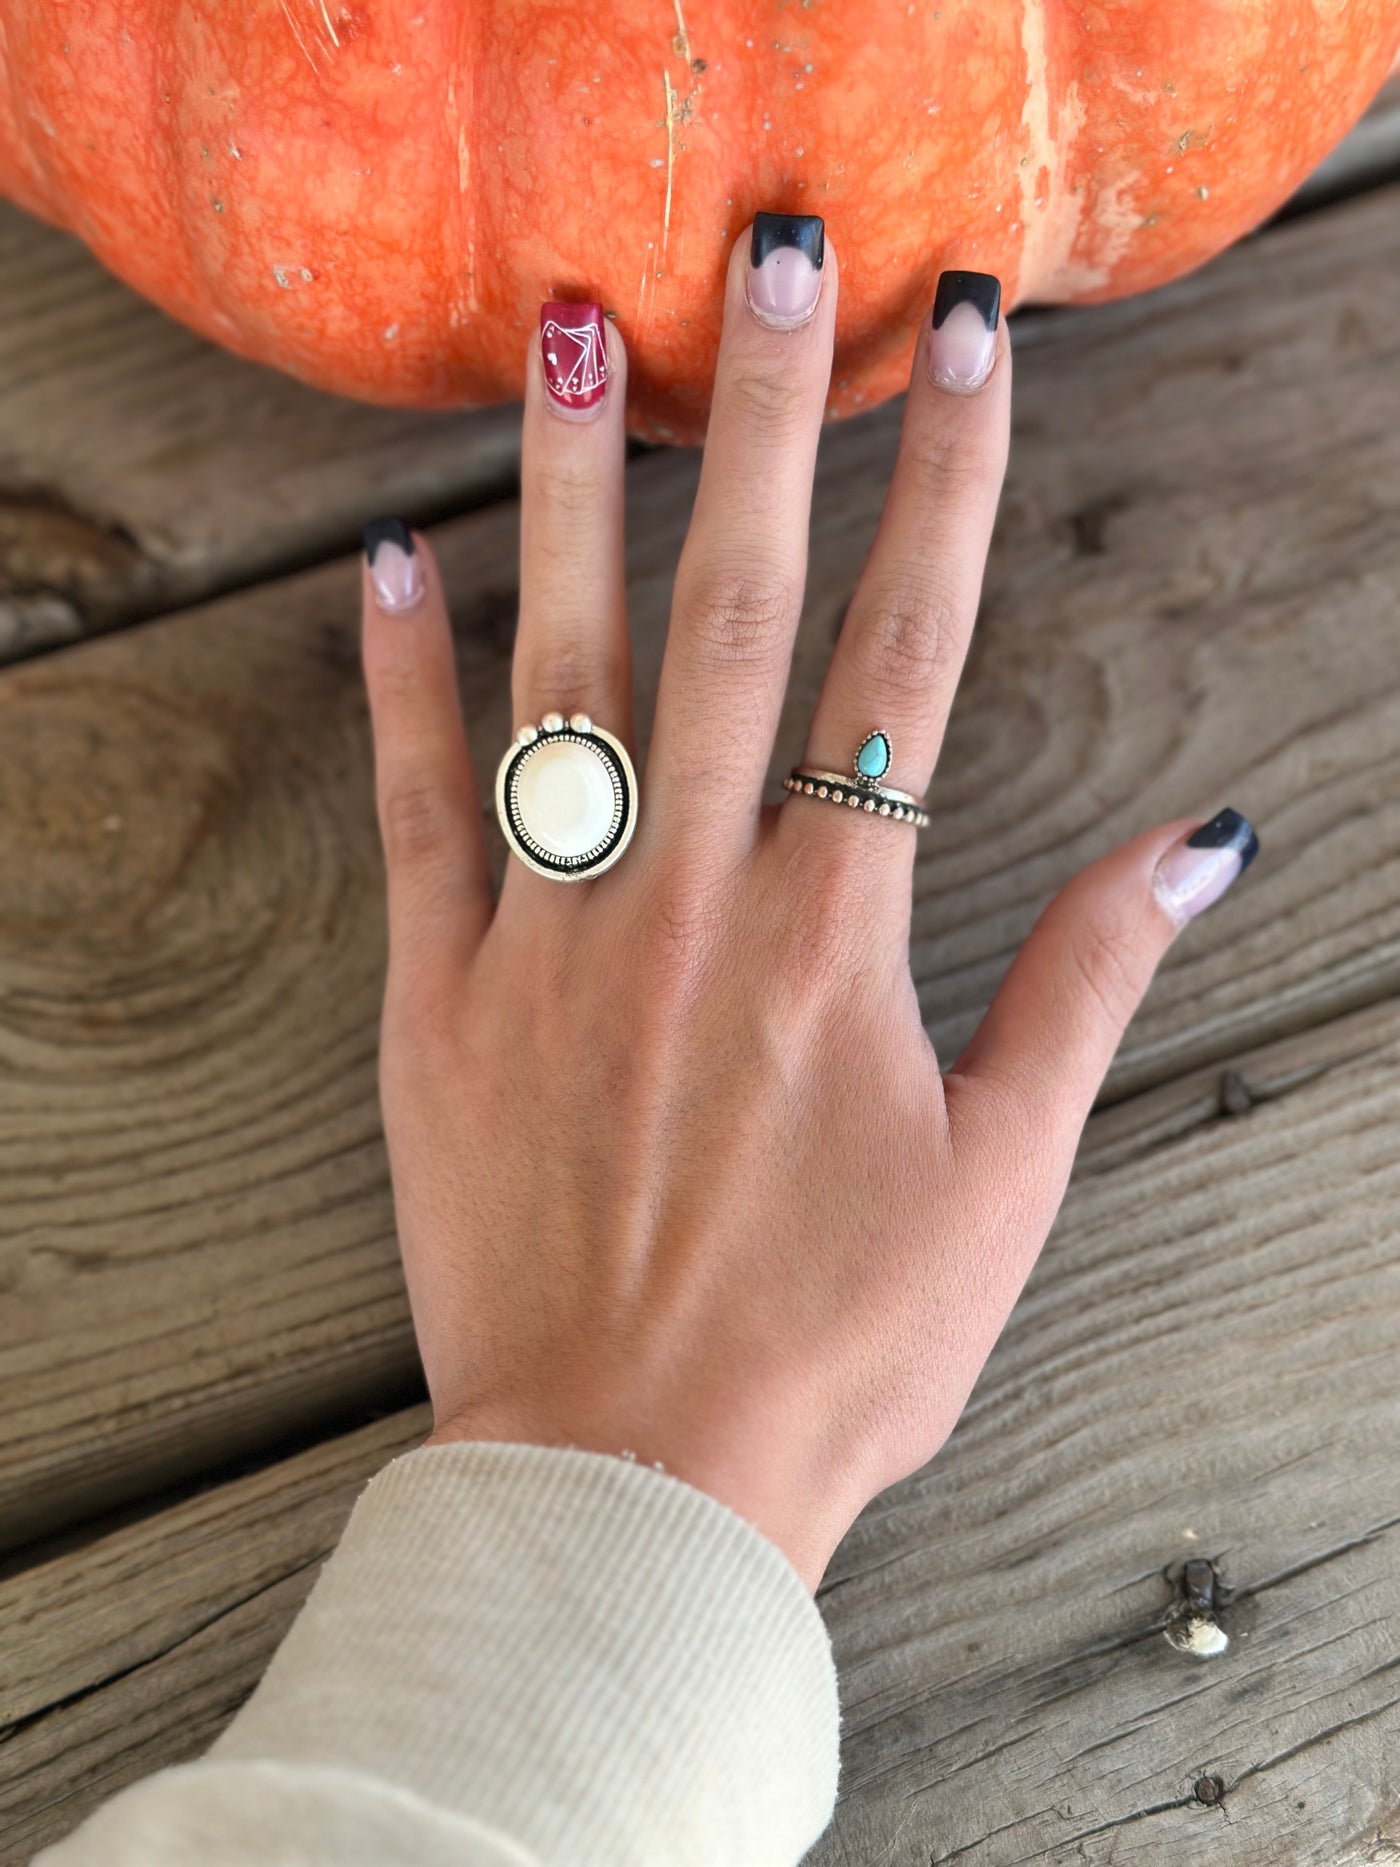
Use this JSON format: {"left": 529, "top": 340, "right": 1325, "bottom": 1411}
{"left": 640, "top": 857, "right": 734, "bottom": 976}
{"left": 371, "top": 634, "right": 436, "bottom": 708}
{"left": 769, "top": 822, "right": 873, "bottom": 981}
{"left": 903, "top": 418, "right": 1004, "bottom": 502}
{"left": 857, "top": 576, "right": 965, "bottom": 696}
{"left": 949, "top": 1068, "right": 1032, "bottom": 1164}
{"left": 383, "top": 959, "right": 460, "bottom": 1045}
{"left": 785, "top": 870, "right": 861, "bottom": 981}
{"left": 378, "top": 774, "right": 466, "bottom": 870}
{"left": 684, "top": 568, "right": 796, "bottom": 669}
{"left": 724, "top": 363, "right": 810, "bottom": 437}
{"left": 520, "top": 639, "right": 628, "bottom": 713}
{"left": 526, "top": 453, "right": 605, "bottom": 524}
{"left": 1068, "top": 915, "right": 1146, "bottom": 1033}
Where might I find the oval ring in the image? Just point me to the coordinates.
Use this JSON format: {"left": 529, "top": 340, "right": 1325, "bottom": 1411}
{"left": 495, "top": 711, "right": 639, "bottom": 881}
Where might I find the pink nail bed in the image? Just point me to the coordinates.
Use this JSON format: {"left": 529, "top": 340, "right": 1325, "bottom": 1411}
{"left": 747, "top": 212, "right": 825, "bottom": 329}
{"left": 928, "top": 270, "right": 1001, "bottom": 393}
{"left": 363, "top": 517, "right": 424, "bottom": 612}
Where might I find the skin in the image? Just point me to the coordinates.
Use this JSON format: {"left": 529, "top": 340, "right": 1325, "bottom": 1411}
{"left": 361, "top": 230, "right": 1229, "bottom": 1590}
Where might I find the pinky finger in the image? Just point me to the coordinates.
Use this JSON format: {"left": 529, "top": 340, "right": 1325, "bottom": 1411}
{"left": 947, "top": 809, "right": 1260, "bottom": 1171}
{"left": 361, "top": 520, "right": 494, "bottom": 982}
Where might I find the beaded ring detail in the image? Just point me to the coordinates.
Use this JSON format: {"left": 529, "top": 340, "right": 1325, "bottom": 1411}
{"left": 783, "top": 730, "right": 930, "bottom": 828}
{"left": 495, "top": 711, "right": 638, "bottom": 880}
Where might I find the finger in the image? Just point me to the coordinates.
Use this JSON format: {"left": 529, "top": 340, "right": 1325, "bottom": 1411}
{"left": 948, "top": 809, "right": 1261, "bottom": 1170}
{"left": 514, "top": 305, "right": 632, "bottom": 744}
{"left": 646, "top": 216, "right": 837, "bottom": 857}
{"left": 362, "top": 520, "right": 493, "bottom": 980}
{"left": 782, "top": 272, "right": 1009, "bottom": 886}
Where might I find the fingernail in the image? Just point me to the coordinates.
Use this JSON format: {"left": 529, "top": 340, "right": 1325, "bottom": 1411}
{"left": 928, "top": 270, "right": 1001, "bottom": 393}
{"left": 1153, "top": 809, "right": 1260, "bottom": 925}
{"left": 540, "top": 301, "right": 609, "bottom": 417}
{"left": 363, "top": 517, "right": 423, "bottom": 612}
{"left": 747, "top": 212, "right": 825, "bottom": 329}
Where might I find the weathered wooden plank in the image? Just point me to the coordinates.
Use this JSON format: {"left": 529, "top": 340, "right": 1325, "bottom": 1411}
{"left": 0, "top": 576, "right": 425, "bottom": 1547}
{"left": 0, "top": 202, "right": 521, "bottom": 659}
{"left": 3, "top": 180, "right": 1400, "bottom": 1554}
{"left": 1077, "top": 997, "right": 1400, "bottom": 1179}
{"left": 0, "top": 1407, "right": 429, "bottom": 1865}
{"left": 812, "top": 1001, "right": 1400, "bottom": 1867}
{"left": 3, "top": 1004, "right": 1396, "bottom": 1865}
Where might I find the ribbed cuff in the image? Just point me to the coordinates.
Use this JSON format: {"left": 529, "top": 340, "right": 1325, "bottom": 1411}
{"left": 213, "top": 1441, "right": 841, "bottom": 1866}
{"left": 36, "top": 1760, "right": 546, "bottom": 1866}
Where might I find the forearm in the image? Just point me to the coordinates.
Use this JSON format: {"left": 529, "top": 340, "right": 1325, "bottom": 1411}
{"left": 34, "top": 1443, "right": 840, "bottom": 1867}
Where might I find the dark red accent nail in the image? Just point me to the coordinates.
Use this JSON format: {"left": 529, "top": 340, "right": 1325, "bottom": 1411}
{"left": 540, "top": 302, "right": 609, "bottom": 414}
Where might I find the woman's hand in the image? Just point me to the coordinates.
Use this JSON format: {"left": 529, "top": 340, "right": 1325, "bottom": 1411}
{"left": 359, "top": 225, "right": 1256, "bottom": 1589}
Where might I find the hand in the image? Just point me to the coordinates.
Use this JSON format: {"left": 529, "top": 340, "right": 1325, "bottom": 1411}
{"left": 359, "top": 228, "right": 1257, "bottom": 1589}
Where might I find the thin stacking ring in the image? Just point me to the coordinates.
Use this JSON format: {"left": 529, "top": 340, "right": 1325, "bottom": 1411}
{"left": 783, "top": 730, "right": 930, "bottom": 828}
{"left": 496, "top": 711, "right": 639, "bottom": 880}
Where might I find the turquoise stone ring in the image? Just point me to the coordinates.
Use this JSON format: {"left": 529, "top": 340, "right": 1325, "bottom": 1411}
{"left": 855, "top": 731, "right": 892, "bottom": 780}
{"left": 783, "top": 729, "right": 930, "bottom": 829}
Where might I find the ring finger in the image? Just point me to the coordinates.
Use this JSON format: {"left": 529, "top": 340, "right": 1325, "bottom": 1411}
{"left": 786, "top": 272, "right": 1010, "bottom": 882}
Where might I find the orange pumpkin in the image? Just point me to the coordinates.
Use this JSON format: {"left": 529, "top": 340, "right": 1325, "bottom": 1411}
{"left": 1, "top": 2, "right": 1396, "bottom": 442}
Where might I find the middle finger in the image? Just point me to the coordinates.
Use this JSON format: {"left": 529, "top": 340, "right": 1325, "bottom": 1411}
{"left": 645, "top": 215, "right": 837, "bottom": 862}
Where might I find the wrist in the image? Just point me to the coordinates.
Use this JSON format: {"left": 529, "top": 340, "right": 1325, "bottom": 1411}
{"left": 425, "top": 1403, "right": 846, "bottom": 1591}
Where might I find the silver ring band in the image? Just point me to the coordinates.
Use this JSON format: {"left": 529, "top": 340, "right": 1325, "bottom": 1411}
{"left": 783, "top": 730, "right": 929, "bottom": 828}
{"left": 783, "top": 773, "right": 930, "bottom": 828}
{"left": 786, "top": 767, "right": 926, "bottom": 808}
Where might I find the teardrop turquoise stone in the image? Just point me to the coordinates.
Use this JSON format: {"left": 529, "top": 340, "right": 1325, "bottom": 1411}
{"left": 856, "top": 733, "right": 890, "bottom": 780}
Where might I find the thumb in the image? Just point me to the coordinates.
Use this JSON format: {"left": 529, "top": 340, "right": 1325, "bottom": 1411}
{"left": 948, "top": 808, "right": 1259, "bottom": 1163}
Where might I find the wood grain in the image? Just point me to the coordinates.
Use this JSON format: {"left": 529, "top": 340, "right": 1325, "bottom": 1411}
{"left": 814, "top": 997, "right": 1400, "bottom": 1867}
{"left": 0, "top": 1408, "right": 429, "bottom": 1865}
{"left": 3, "top": 181, "right": 1400, "bottom": 1553}
{"left": 0, "top": 589, "right": 424, "bottom": 1548}
{"left": 0, "top": 204, "right": 522, "bottom": 659}
{"left": 3, "top": 1002, "right": 1395, "bottom": 1865}
{"left": 1077, "top": 997, "right": 1400, "bottom": 1180}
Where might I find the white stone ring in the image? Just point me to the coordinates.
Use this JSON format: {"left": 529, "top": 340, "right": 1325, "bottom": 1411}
{"left": 495, "top": 711, "right": 639, "bottom": 880}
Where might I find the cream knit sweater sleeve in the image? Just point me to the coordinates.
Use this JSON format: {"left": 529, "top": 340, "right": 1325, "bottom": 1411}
{"left": 34, "top": 1442, "right": 842, "bottom": 1867}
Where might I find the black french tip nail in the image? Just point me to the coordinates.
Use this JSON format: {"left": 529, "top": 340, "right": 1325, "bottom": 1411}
{"left": 751, "top": 211, "right": 825, "bottom": 270}
{"left": 1186, "top": 807, "right": 1260, "bottom": 872}
{"left": 363, "top": 516, "right": 415, "bottom": 564}
{"left": 932, "top": 270, "right": 1001, "bottom": 332}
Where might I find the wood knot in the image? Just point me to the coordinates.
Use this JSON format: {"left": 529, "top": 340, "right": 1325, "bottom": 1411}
{"left": 1194, "top": 1774, "right": 1226, "bottom": 1805}
{"left": 1065, "top": 491, "right": 1130, "bottom": 558}
{"left": 0, "top": 490, "right": 143, "bottom": 612}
